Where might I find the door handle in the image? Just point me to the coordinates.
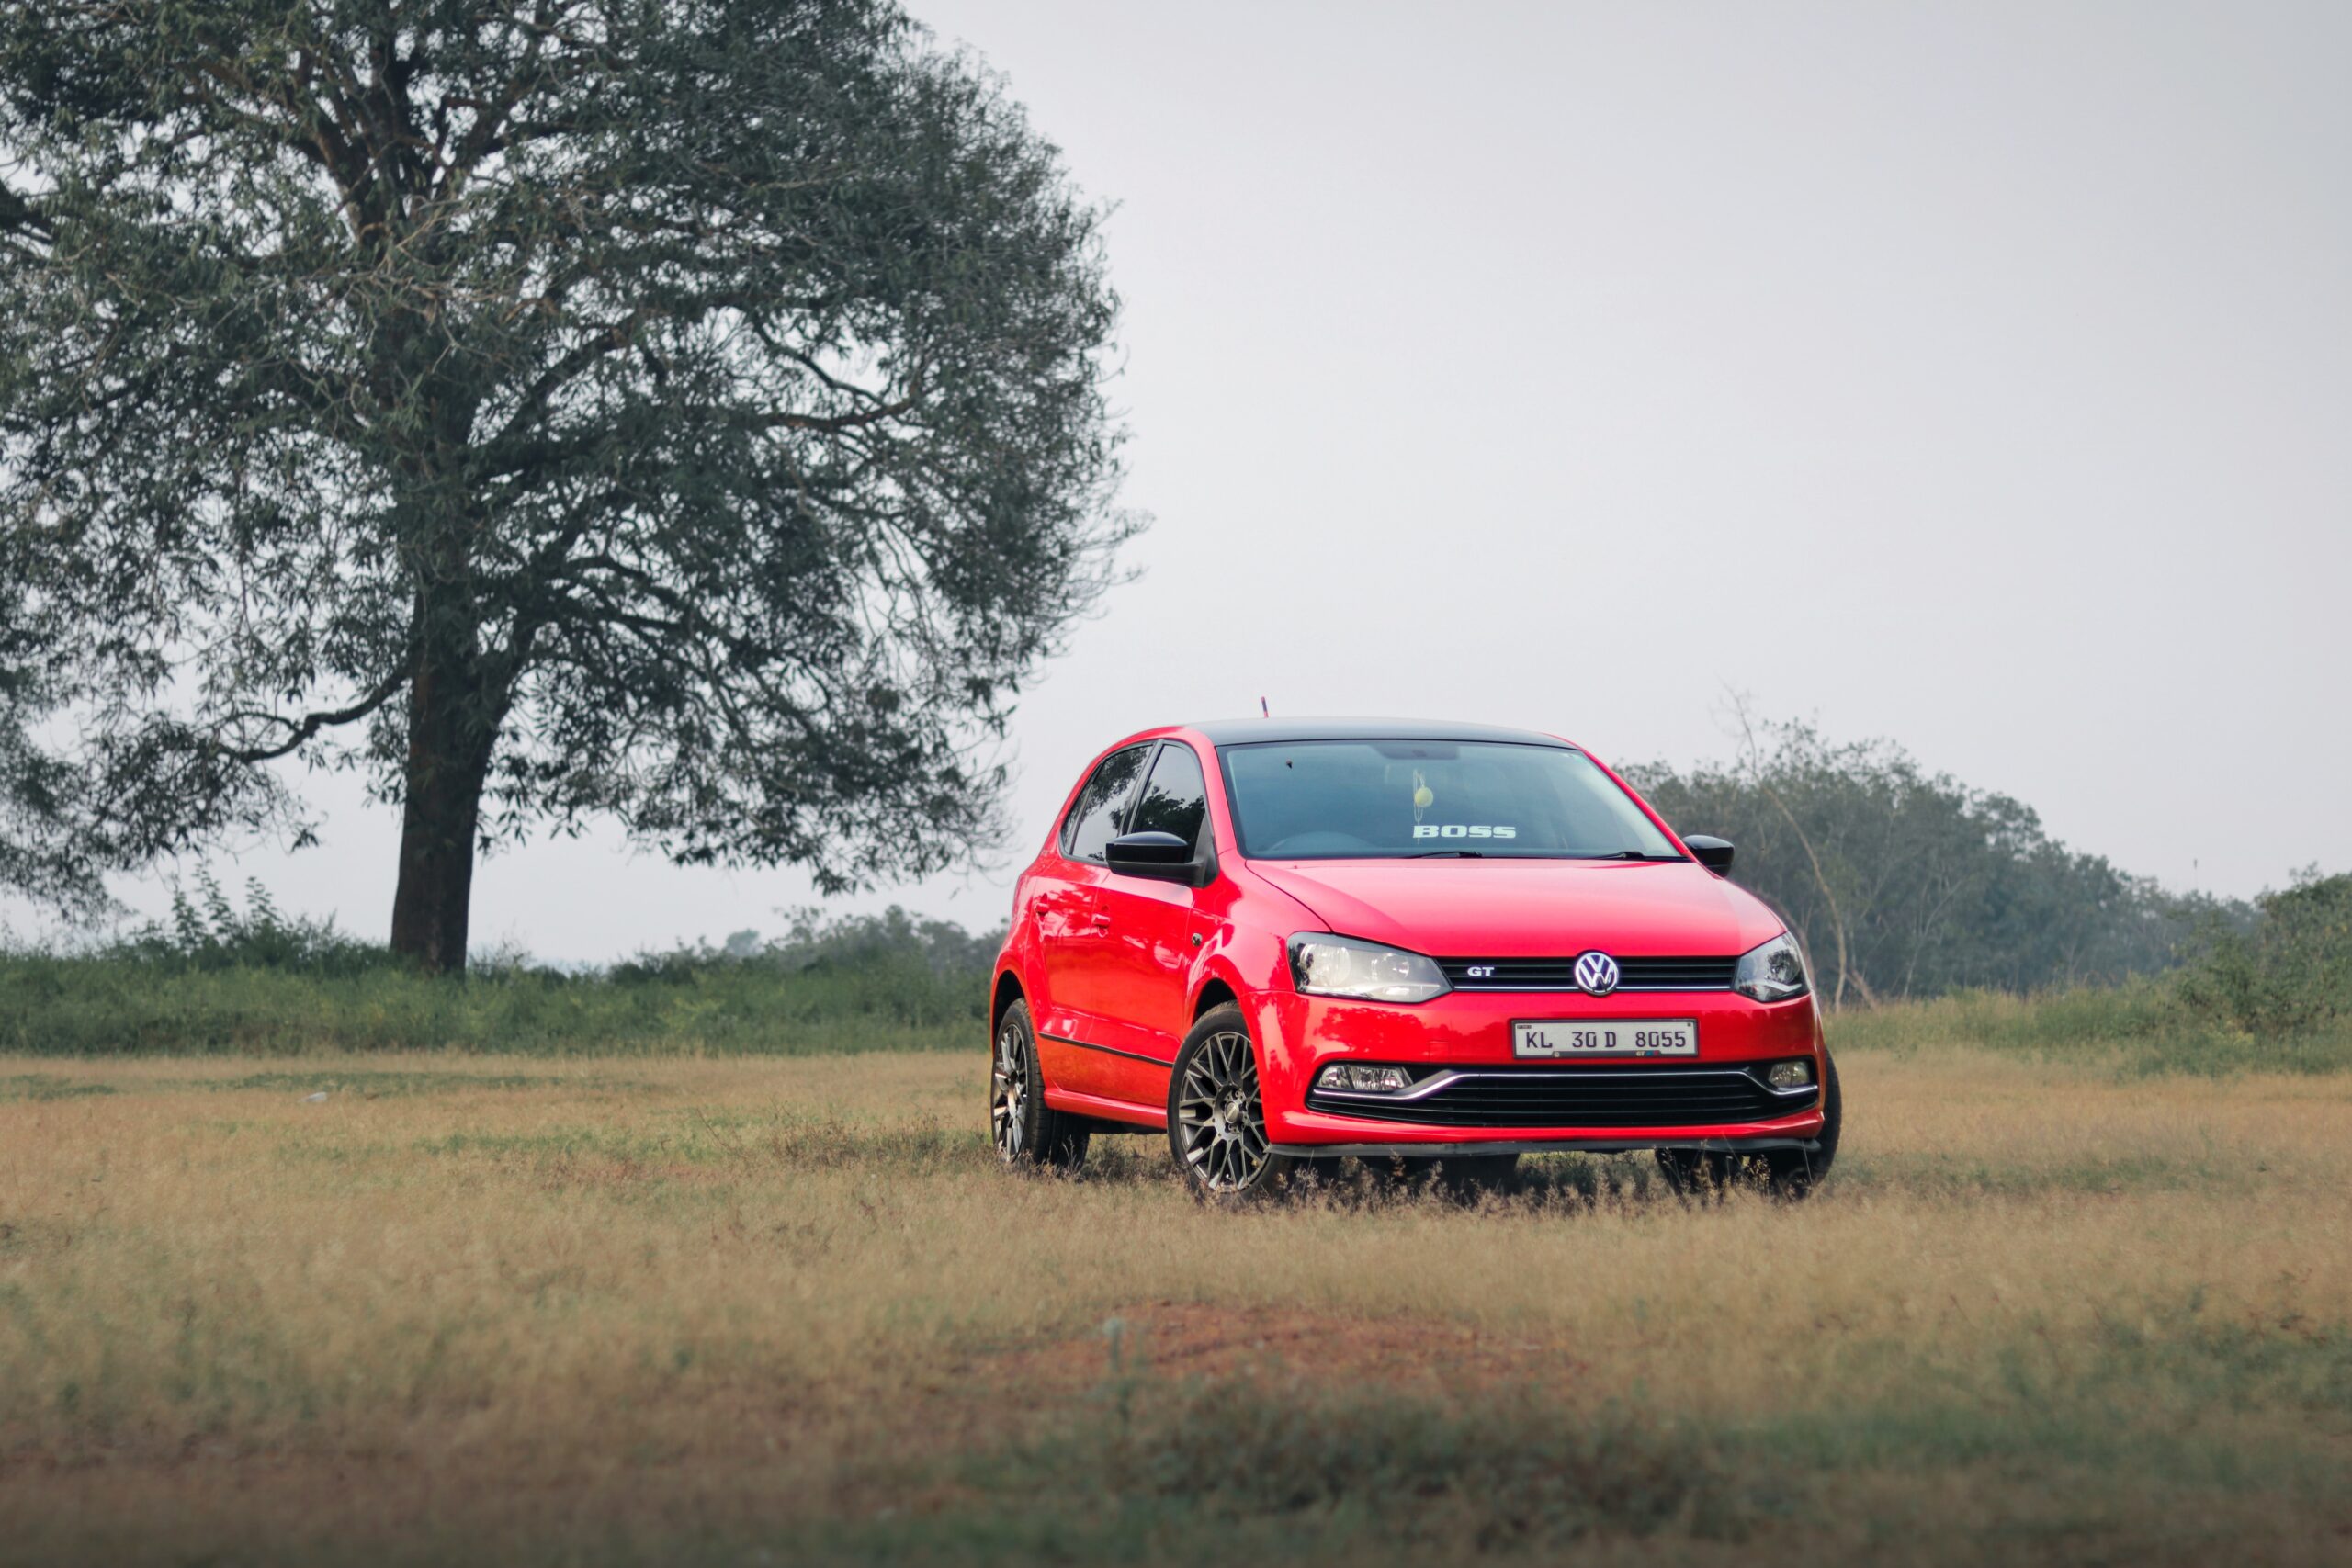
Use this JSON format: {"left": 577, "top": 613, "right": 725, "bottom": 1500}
{"left": 1089, "top": 912, "right": 1113, "bottom": 930}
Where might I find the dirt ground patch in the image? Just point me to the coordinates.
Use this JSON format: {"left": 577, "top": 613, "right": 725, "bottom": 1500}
{"left": 979, "top": 1300, "right": 1588, "bottom": 1403}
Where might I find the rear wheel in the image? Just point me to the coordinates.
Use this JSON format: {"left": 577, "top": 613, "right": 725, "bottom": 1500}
{"left": 1168, "top": 1005, "right": 1298, "bottom": 1200}
{"left": 991, "top": 1000, "right": 1090, "bottom": 1171}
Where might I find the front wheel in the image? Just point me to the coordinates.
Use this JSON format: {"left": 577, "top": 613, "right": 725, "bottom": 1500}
{"left": 1657, "top": 1049, "right": 1841, "bottom": 1200}
{"left": 1761, "top": 1047, "right": 1840, "bottom": 1195}
{"left": 1168, "top": 1005, "right": 1298, "bottom": 1200}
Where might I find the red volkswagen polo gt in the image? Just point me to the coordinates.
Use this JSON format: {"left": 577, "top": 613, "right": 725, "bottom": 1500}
{"left": 988, "top": 719, "right": 1840, "bottom": 1200}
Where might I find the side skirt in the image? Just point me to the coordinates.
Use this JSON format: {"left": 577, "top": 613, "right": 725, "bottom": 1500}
{"left": 1043, "top": 1085, "right": 1167, "bottom": 1131}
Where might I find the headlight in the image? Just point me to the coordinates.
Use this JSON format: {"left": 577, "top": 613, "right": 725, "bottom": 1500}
{"left": 1287, "top": 934, "right": 1451, "bottom": 1004}
{"left": 1733, "top": 931, "right": 1810, "bottom": 1002}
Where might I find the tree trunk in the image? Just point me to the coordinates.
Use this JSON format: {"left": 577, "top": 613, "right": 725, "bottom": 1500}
{"left": 388, "top": 645, "right": 496, "bottom": 975}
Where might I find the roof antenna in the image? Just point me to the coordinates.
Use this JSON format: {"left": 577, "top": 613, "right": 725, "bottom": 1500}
{"left": 1261, "top": 695, "right": 1270, "bottom": 717}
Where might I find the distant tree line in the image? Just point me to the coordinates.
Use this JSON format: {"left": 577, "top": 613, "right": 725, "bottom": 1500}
{"left": 1623, "top": 715, "right": 2248, "bottom": 1007}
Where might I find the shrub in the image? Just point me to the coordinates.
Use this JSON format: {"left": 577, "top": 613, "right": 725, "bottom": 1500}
{"left": 2176, "top": 872, "right": 2352, "bottom": 1035}
{"left": 107, "top": 870, "right": 401, "bottom": 977}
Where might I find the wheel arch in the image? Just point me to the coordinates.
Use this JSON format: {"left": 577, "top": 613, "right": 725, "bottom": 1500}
{"left": 1191, "top": 973, "right": 1240, "bottom": 1022}
{"left": 990, "top": 969, "right": 1026, "bottom": 1033}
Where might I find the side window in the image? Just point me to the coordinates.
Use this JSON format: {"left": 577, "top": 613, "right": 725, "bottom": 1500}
{"left": 1060, "top": 744, "right": 1152, "bottom": 863}
{"left": 1129, "top": 741, "right": 1209, "bottom": 851}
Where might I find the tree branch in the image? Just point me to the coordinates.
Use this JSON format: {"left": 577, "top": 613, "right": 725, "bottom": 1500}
{"left": 215, "top": 668, "right": 410, "bottom": 765}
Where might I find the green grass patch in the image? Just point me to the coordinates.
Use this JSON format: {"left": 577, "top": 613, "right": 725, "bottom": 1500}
{"left": 0, "top": 953, "right": 980, "bottom": 1057}
{"left": 1829, "top": 985, "right": 2352, "bottom": 1076}
{"left": 0, "top": 1072, "right": 117, "bottom": 1101}
{"left": 212, "top": 1069, "right": 566, "bottom": 1096}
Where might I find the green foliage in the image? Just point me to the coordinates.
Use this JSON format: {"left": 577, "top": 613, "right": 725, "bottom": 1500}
{"left": 2174, "top": 871, "right": 2352, "bottom": 1035}
{"left": 0, "top": 953, "right": 979, "bottom": 1056}
{"left": 0, "top": 0, "right": 1138, "bottom": 969}
{"left": 108, "top": 869, "right": 399, "bottom": 977}
{"left": 0, "top": 578, "right": 101, "bottom": 913}
{"left": 0, "top": 900, "right": 999, "bottom": 1055}
{"left": 1827, "top": 984, "right": 2352, "bottom": 1077}
{"left": 607, "top": 903, "right": 1005, "bottom": 1029}
{"left": 1626, "top": 715, "right": 2246, "bottom": 1004}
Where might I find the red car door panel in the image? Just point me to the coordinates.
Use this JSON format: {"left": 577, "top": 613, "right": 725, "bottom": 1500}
{"left": 1031, "top": 743, "right": 1153, "bottom": 1098}
{"left": 1074, "top": 740, "right": 1216, "bottom": 1103}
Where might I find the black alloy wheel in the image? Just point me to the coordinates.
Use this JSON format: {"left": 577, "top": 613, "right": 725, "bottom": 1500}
{"left": 991, "top": 1000, "right": 1090, "bottom": 1171}
{"left": 1168, "top": 1004, "right": 1298, "bottom": 1199}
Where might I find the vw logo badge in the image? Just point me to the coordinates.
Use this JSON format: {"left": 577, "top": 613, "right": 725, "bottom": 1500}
{"left": 1573, "top": 951, "right": 1621, "bottom": 996}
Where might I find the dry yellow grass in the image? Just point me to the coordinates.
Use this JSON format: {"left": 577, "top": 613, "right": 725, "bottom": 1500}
{"left": 2, "top": 1047, "right": 2348, "bottom": 1564}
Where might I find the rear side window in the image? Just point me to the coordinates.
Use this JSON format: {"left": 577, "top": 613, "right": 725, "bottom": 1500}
{"left": 1129, "top": 741, "right": 1209, "bottom": 851}
{"left": 1060, "top": 744, "right": 1152, "bottom": 863}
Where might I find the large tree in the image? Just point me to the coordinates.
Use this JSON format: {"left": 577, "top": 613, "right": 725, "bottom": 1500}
{"left": 0, "top": 0, "right": 1136, "bottom": 969}
{"left": 0, "top": 585, "right": 106, "bottom": 919}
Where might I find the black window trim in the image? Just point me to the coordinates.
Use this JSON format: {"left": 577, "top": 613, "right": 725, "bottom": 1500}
{"left": 1060, "top": 736, "right": 1222, "bottom": 886}
{"left": 1136, "top": 737, "right": 1212, "bottom": 844}
{"left": 1057, "top": 740, "right": 1157, "bottom": 863}
{"left": 1134, "top": 737, "right": 1218, "bottom": 886}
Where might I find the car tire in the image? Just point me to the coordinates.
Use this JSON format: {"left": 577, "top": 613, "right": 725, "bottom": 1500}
{"left": 1760, "top": 1047, "right": 1840, "bottom": 1197}
{"left": 1168, "top": 1004, "right": 1298, "bottom": 1201}
{"left": 1655, "top": 1049, "right": 1841, "bottom": 1201}
{"left": 991, "top": 1000, "right": 1090, "bottom": 1171}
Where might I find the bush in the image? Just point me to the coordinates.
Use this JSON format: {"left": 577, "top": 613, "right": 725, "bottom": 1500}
{"left": 104, "top": 869, "right": 401, "bottom": 978}
{"left": 0, "top": 896, "right": 1008, "bottom": 1056}
{"left": 2176, "top": 872, "right": 2352, "bottom": 1035}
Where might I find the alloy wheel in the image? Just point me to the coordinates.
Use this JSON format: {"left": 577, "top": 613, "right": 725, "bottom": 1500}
{"left": 991, "top": 1021, "right": 1028, "bottom": 1161}
{"left": 1176, "top": 1029, "right": 1271, "bottom": 1191}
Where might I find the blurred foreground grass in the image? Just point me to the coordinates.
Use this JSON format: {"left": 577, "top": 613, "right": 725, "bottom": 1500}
{"left": 3, "top": 1046, "right": 2349, "bottom": 1565}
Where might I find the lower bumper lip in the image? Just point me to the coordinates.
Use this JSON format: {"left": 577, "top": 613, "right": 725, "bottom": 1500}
{"left": 1313, "top": 1063, "right": 1820, "bottom": 1105}
{"left": 1269, "top": 1134, "right": 1823, "bottom": 1159}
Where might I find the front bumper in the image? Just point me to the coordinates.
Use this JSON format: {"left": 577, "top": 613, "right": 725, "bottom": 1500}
{"left": 1249, "top": 985, "right": 1826, "bottom": 1150}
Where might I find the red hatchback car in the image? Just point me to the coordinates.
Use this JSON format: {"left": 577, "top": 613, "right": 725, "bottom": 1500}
{"left": 988, "top": 719, "right": 1840, "bottom": 1199}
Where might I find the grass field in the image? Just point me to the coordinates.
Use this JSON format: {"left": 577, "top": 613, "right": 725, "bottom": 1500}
{"left": 4, "top": 1040, "right": 2350, "bottom": 1565}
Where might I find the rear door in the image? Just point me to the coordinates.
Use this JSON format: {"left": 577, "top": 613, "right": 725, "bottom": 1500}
{"left": 1032, "top": 742, "right": 1153, "bottom": 1099}
{"left": 1083, "top": 739, "right": 1216, "bottom": 1102}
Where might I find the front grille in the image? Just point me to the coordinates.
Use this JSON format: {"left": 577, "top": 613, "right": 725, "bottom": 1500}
{"left": 1307, "top": 1063, "right": 1813, "bottom": 1129}
{"left": 1437, "top": 955, "right": 1737, "bottom": 992}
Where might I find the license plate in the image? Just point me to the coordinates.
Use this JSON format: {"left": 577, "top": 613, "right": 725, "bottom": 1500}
{"left": 1512, "top": 1019, "right": 1697, "bottom": 1058}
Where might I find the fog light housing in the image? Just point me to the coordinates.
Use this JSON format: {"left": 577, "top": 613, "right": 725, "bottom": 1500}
{"left": 1315, "top": 1064, "right": 1415, "bottom": 1094}
{"left": 1765, "top": 1060, "right": 1815, "bottom": 1090}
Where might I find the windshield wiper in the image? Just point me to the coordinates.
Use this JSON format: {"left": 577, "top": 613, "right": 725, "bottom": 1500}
{"left": 1408, "top": 849, "right": 1484, "bottom": 858}
{"left": 1586, "top": 851, "right": 1682, "bottom": 861}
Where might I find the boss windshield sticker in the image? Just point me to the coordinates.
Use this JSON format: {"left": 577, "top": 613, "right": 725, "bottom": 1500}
{"left": 1412, "top": 824, "right": 1518, "bottom": 840}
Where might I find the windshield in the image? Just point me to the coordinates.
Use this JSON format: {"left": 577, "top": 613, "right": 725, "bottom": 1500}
{"left": 1219, "top": 739, "right": 1681, "bottom": 862}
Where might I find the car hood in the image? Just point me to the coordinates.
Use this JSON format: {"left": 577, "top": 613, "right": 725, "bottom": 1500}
{"left": 1245, "top": 858, "right": 1781, "bottom": 958}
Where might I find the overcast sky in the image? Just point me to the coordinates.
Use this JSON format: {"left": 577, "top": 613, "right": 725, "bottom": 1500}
{"left": 19, "top": 1, "right": 2348, "bottom": 958}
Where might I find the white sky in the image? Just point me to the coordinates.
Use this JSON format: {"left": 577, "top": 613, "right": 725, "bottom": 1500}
{"left": 19, "top": 1, "right": 2349, "bottom": 958}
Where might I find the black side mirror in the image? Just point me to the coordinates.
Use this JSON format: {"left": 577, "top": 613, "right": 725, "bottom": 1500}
{"left": 1683, "top": 834, "right": 1735, "bottom": 874}
{"left": 1105, "top": 830, "right": 1201, "bottom": 885}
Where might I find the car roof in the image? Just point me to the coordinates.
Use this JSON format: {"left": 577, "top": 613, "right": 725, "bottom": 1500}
{"left": 1182, "top": 716, "right": 1577, "bottom": 749}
